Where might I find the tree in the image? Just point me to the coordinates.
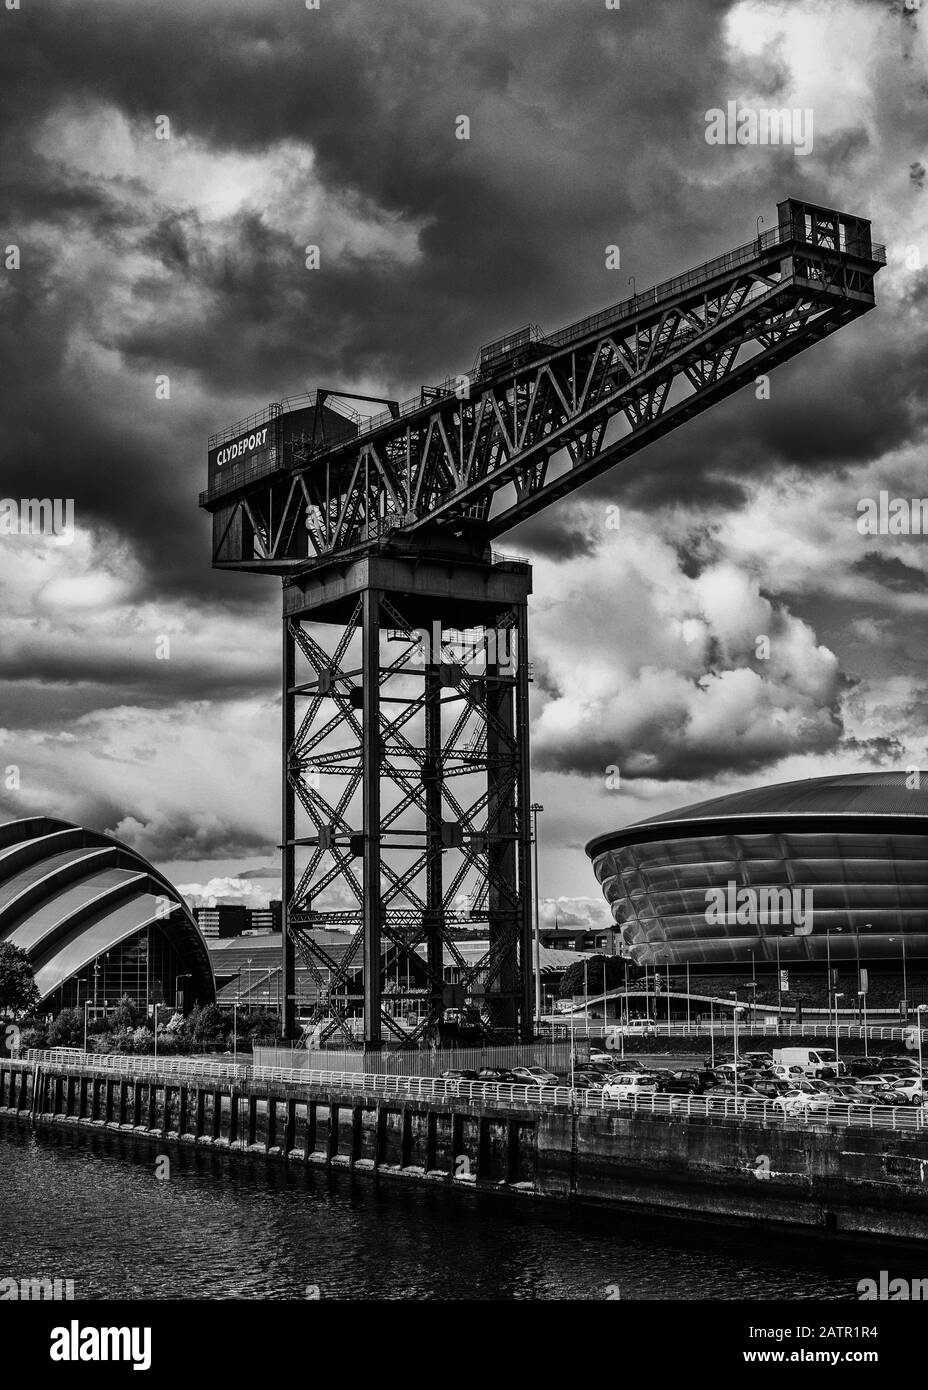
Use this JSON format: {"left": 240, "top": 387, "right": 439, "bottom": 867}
{"left": 0, "top": 943, "right": 40, "bottom": 1018}
{"left": 558, "top": 953, "right": 628, "bottom": 1000}
{"left": 187, "top": 1003, "right": 226, "bottom": 1043}
{"left": 110, "top": 995, "right": 140, "bottom": 1031}
{"left": 48, "top": 1007, "right": 85, "bottom": 1046}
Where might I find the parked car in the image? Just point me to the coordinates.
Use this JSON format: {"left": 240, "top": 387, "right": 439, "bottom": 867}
{"left": 846, "top": 1057, "right": 884, "bottom": 1078}
{"left": 750, "top": 1079, "right": 795, "bottom": 1100}
{"left": 769, "top": 1063, "right": 806, "bottom": 1081}
{"left": 589, "top": 1050, "right": 615, "bottom": 1066}
{"left": 573, "top": 1071, "right": 606, "bottom": 1091}
{"left": 439, "top": 1068, "right": 479, "bottom": 1082}
{"left": 854, "top": 1079, "right": 906, "bottom": 1105}
{"left": 510, "top": 1066, "right": 558, "bottom": 1086}
{"left": 703, "top": 1082, "right": 765, "bottom": 1097}
{"left": 602, "top": 1073, "right": 659, "bottom": 1101}
{"left": 656, "top": 1072, "right": 701, "bottom": 1095}
{"left": 886, "top": 1077, "right": 925, "bottom": 1104}
{"left": 827, "top": 1083, "right": 881, "bottom": 1107}
{"left": 477, "top": 1068, "right": 517, "bottom": 1084}
{"left": 880, "top": 1055, "right": 921, "bottom": 1074}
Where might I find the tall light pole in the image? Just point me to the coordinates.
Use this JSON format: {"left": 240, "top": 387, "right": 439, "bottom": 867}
{"left": 530, "top": 802, "right": 544, "bottom": 1029}
{"left": 583, "top": 957, "right": 589, "bottom": 1038}
{"left": 775, "top": 936, "right": 782, "bottom": 1022}
{"left": 246, "top": 957, "right": 253, "bottom": 1010}
{"left": 749, "top": 949, "right": 756, "bottom": 1027}
{"left": 685, "top": 961, "right": 691, "bottom": 1031}
{"left": 891, "top": 936, "right": 908, "bottom": 1020}
{"left": 732, "top": 1003, "right": 740, "bottom": 1102}
{"left": 916, "top": 1004, "right": 926, "bottom": 1082}
{"left": 833, "top": 993, "right": 843, "bottom": 1069}
{"left": 175, "top": 973, "right": 191, "bottom": 1011}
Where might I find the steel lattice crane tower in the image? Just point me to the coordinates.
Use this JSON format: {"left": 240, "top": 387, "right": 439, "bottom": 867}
{"left": 200, "top": 198, "right": 885, "bottom": 1047}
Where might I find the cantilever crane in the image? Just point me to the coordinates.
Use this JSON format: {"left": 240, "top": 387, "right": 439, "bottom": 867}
{"left": 201, "top": 197, "right": 884, "bottom": 1046}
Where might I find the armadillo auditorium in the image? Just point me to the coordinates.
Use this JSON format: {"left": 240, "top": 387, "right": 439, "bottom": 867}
{"left": 0, "top": 817, "right": 214, "bottom": 1014}
{"left": 585, "top": 772, "right": 928, "bottom": 986}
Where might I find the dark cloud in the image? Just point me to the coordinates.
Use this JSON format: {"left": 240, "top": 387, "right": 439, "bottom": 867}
{"left": 0, "top": 0, "right": 925, "bottom": 878}
{"left": 852, "top": 550, "right": 928, "bottom": 592}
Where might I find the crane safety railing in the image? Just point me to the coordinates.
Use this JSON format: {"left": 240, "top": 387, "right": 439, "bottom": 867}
{"left": 308, "top": 227, "right": 887, "bottom": 446}
{"left": 206, "top": 225, "right": 887, "bottom": 475}
{"left": 22, "top": 1051, "right": 925, "bottom": 1134}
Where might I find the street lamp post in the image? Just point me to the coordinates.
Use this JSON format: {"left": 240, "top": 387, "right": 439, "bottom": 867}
{"left": 175, "top": 973, "right": 191, "bottom": 1011}
{"left": 833, "top": 993, "right": 843, "bottom": 1069}
{"left": 530, "top": 802, "right": 544, "bottom": 1030}
{"left": 916, "top": 1005, "right": 926, "bottom": 1083}
{"left": 733, "top": 1003, "right": 741, "bottom": 1103}
{"left": 83, "top": 999, "right": 89, "bottom": 1055}
{"left": 775, "top": 936, "right": 782, "bottom": 1022}
{"left": 749, "top": 949, "right": 756, "bottom": 1028}
{"left": 583, "top": 958, "right": 589, "bottom": 1038}
{"left": 685, "top": 961, "right": 691, "bottom": 1032}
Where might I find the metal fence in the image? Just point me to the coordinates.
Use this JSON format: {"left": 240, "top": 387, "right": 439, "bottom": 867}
{"left": 254, "top": 1042, "right": 576, "bottom": 1076}
{"left": 576, "top": 1021, "right": 925, "bottom": 1043}
{"left": 22, "top": 1050, "right": 926, "bottom": 1135}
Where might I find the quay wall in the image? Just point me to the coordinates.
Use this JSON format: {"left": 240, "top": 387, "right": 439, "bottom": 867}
{"left": 3, "top": 1058, "right": 927, "bottom": 1243}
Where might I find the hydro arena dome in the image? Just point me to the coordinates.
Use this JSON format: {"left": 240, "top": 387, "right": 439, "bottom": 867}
{"left": 585, "top": 772, "right": 928, "bottom": 980}
{"left": 0, "top": 816, "right": 214, "bottom": 1013}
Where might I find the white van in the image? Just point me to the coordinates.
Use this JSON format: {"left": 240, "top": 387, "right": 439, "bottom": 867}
{"left": 772, "top": 1047, "right": 845, "bottom": 1079}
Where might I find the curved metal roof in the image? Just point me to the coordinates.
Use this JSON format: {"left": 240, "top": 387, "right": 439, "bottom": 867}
{"left": 0, "top": 817, "right": 214, "bottom": 1005}
{"left": 586, "top": 771, "right": 928, "bottom": 857}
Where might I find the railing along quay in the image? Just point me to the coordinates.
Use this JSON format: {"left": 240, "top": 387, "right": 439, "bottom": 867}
{"left": 22, "top": 1050, "right": 926, "bottom": 1135}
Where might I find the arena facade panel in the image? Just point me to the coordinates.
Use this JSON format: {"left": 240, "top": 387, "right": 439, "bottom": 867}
{"left": 586, "top": 773, "right": 928, "bottom": 975}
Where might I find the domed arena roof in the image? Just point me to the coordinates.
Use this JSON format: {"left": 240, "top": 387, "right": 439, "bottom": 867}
{"left": 0, "top": 816, "right": 214, "bottom": 1006}
{"left": 587, "top": 771, "right": 928, "bottom": 854}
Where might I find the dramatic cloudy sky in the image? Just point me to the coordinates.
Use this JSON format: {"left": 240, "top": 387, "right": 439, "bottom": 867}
{"left": 0, "top": 0, "right": 926, "bottom": 925}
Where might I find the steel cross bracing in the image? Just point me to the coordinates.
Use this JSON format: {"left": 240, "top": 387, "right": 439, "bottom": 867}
{"left": 203, "top": 200, "right": 884, "bottom": 573}
{"left": 283, "top": 581, "right": 531, "bottom": 1047}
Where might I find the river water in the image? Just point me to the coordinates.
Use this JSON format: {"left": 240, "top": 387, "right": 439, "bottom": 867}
{"left": 1, "top": 1120, "right": 923, "bottom": 1301}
